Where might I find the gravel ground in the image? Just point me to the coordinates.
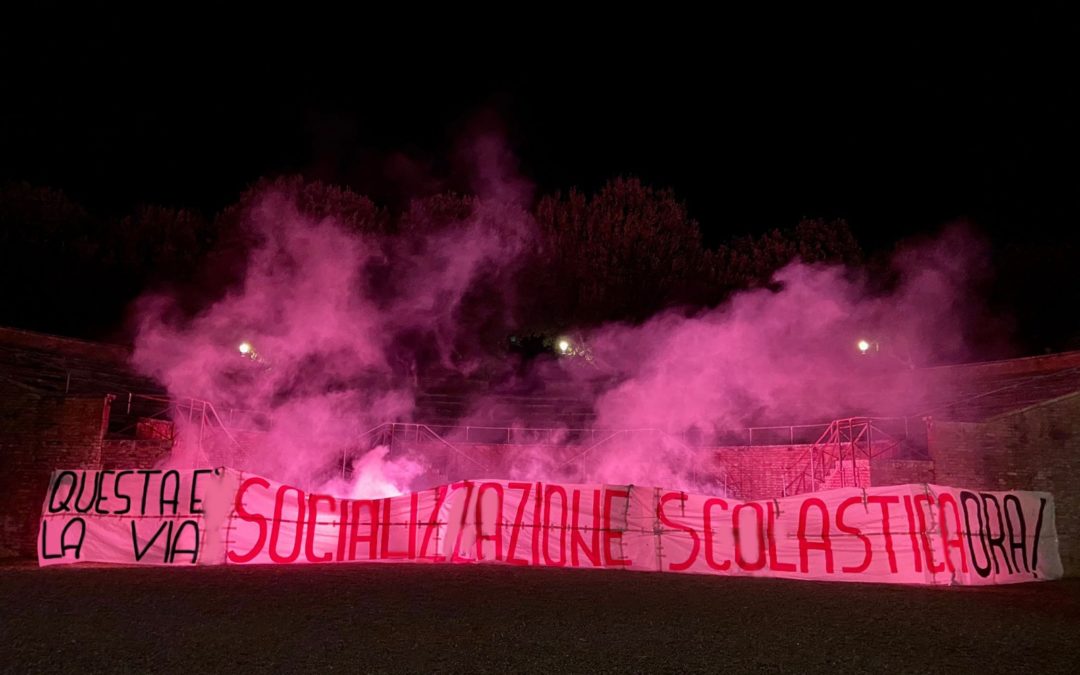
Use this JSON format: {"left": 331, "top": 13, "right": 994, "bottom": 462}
{"left": 3, "top": 563, "right": 1078, "bottom": 673}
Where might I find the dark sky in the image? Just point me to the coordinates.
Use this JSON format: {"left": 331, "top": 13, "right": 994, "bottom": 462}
{"left": 1, "top": 12, "right": 1078, "bottom": 349}
{"left": 3, "top": 16, "right": 1075, "bottom": 239}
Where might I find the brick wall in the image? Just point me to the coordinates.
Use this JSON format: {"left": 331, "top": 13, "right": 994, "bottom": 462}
{"left": 929, "top": 393, "right": 1080, "bottom": 576}
{"left": 100, "top": 439, "right": 174, "bottom": 469}
{"left": 822, "top": 459, "right": 872, "bottom": 491}
{"left": 871, "top": 459, "right": 936, "bottom": 486}
{"left": 712, "top": 446, "right": 809, "bottom": 499}
{"left": 0, "top": 382, "right": 110, "bottom": 557}
{"left": 0, "top": 390, "right": 181, "bottom": 558}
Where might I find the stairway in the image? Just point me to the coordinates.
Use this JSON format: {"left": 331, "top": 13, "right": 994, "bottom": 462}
{"left": 782, "top": 417, "right": 911, "bottom": 496}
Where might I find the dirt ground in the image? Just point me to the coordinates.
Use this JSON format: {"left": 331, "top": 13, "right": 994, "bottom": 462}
{"left": 3, "top": 562, "right": 1079, "bottom": 673}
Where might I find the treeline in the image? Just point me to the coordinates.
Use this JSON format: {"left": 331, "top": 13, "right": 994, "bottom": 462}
{"left": 0, "top": 177, "right": 861, "bottom": 343}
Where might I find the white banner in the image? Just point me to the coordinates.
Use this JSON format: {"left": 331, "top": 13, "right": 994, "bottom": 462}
{"left": 39, "top": 468, "right": 1063, "bottom": 585}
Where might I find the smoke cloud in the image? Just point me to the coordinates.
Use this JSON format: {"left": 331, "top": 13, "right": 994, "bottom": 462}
{"left": 131, "top": 136, "right": 995, "bottom": 498}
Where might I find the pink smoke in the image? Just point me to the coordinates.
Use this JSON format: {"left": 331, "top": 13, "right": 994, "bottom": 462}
{"left": 132, "top": 138, "right": 535, "bottom": 495}
{"left": 131, "top": 137, "right": 996, "bottom": 497}
{"left": 589, "top": 228, "right": 988, "bottom": 432}
{"left": 454, "top": 225, "right": 993, "bottom": 491}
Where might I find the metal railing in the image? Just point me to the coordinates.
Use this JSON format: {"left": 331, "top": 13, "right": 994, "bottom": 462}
{"left": 782, "top": 417, "right": 926, "bottom": 496}
{"left": 347, "top": 422, "right": 489, "bottom": 477}
{"left": 106, "top": 393, "right": 246, "bottom": 457}
{"left": 367, "top": 421, "right": 837, "bottom": 447}
{"left": 101, "top": 393, "right": 926, "bottom": 500}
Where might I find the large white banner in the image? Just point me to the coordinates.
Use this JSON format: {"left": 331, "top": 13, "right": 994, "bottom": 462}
{"left": 38, "top": 468, "right": 1063, "bottom": 585}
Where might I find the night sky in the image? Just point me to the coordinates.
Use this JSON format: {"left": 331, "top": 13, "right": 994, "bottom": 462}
{"left": 2, "top": 13, "right": 1077, "bottom": 350}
